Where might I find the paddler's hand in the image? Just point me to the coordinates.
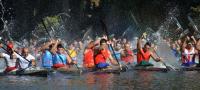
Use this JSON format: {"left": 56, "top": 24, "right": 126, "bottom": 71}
{"left": 110, "top": 59, "right": 118, "bottom": 66}
{"left": 191, "top": 35, "right": 195, "bottom": 39}
{"left": 57, "top": 39, "right": 62, "bottom": 44}
{"left": 0, "top": 43, "right": 3, "bottom": 48}
{"left": 156, "top": 57, "right": 163, "bottom": 62}
{"left": 141, "top": 32, "right": 147, "bottom": 39}
{"left": 186, "top": 36, "right": 190, "bottom": 41}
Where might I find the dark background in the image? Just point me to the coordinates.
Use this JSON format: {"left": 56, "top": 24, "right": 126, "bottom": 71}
{"left": 0, "top": 0, "right": 199, "bottom": 40}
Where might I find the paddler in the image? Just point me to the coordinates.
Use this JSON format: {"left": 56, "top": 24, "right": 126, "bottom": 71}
{"left": 17, "top": 47, "right": 36, "bottom": 69}
{"left": 68, "top": 44, "right": 78, "bottom": 64}
{"left": 196, "top": 37, "right": 200, "bottom": 67}
{"left": 83, "top": 41, "right": 95, "bottom": 68}
{"left": 0, "top": 41, "right": 18, "bottom": 73}
{"left": 40, "top": 39, "right": 55, "bottom": 69}
{"left": 181, "top": 36, "right": 197, "bottom": 67}
{"left": 136, "top": 33, "right": 162, "bottom": 66}
{"left": 94, "top": 39, "right": 118, "bottom": 69}
{"left": 50, "top": 40, "right": 72, "bottom": 69}
{"left": 121, "top": 43, "right": 134, "bottom": 64}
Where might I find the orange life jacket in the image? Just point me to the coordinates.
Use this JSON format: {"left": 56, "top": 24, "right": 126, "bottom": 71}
{"left": 95, "top": 49, "right": 110, "bottom": 64}
{"left": 121, "top": 50, "right": 134, "bottom": 63}
{"left": 83, "top": 49, "right": 95, "bottom": 68}
{"left": 137, "top": 48, "right": 151, "bottom": 63}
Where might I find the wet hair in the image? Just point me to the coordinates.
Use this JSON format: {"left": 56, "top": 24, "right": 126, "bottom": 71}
{"left": 145, "top": 42, "right": 151, "bottom": 47}
{"left": 100, "top": 39, "right": 107, "bottom": 45}
{"left": 57, "top": 44, "right": 64, "bottom": 48}
{"left": 49, "top": 44, "right": 53, "bottom": 49}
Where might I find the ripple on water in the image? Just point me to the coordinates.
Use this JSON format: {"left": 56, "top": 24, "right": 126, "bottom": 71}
{"left": 0, "top": 71, "right": 199, "bottom": 90}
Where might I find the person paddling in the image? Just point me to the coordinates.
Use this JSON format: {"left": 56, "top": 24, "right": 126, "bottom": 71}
{"left": 94, "top": 39, "right": 118, "bottom": 69}
{"left": 181, "top": 36, "right": 197, "bottom": 67}
{"left": 196, "top": 38, "right": 200, "bottom": 67}
{"left": 136, "top": 33, "right": 162, "bottom": 66}
{"left": 50, "top": 40, "right": 72, "bottom": 69}
{"left": 121, "top": 43, "right": 134, "bottom": 64}
{"left": 83, "top": 41, "right": 95, "bottom": 69}
{"left": 68, "top": 44, "right": 78, "bottom": 64}
{"left": 0, "top": 42, "right": 18, "bottom": 73}
{"left": 17, "top": 47, "right": 36, "bottom": 69}
{"left": 41, "top": 39, "right": 54, "bottom": 69}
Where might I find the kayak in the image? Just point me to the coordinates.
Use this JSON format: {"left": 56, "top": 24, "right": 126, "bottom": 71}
{"left": 2, "top": 65, "right": 200, "bottom": 77}
{"left": 0, "top": 67, "right": 49, "bottom": 77}
{"left": 50, "top": 65, "right": 126, "bottom": 75}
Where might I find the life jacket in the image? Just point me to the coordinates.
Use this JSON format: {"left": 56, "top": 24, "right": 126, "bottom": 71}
{"left": 42, "top": 50, "right": 53, "bottom": 68}
{"left": 68, "top": 49, "right": 77, "bottom": 58}
{"left": 52, "top": 53, "right": 67, "bottom": 65}
{"left": 94, "top": 49, "right": 110, "bottom": 64}
{"left": 83, "top": 49, "right": 95, "bottom": 68}
{"left": 181, "top": 47, "right": 195, "bottom": 64}
{"left": 137, "top": 48, "right": 151, "bottom": 64}
{"left": 121, "top": 50, "right": 134, "bottom": 63}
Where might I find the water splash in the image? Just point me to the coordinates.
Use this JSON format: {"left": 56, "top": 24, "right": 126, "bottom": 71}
{"left": 187, "top": 14, "right": 199, "bottom": 33}
{"left": 0, "top": 0, "right": 12, "bottom": 40}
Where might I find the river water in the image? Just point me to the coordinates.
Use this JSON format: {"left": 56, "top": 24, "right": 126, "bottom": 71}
{"left": 0, "top": 71, "right": 199, "bottom": 90}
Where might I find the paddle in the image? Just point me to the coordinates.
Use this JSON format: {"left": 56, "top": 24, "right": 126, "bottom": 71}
{"left": 41, "top": 19, "right": 82, "bottom": 73}
{"left": 153, "top": 46, "right": 176, "bottom": 71}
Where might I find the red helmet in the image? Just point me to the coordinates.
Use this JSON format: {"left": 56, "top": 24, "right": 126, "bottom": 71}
{"left": 7, "top": 42, "right": 13, "bottom": 49}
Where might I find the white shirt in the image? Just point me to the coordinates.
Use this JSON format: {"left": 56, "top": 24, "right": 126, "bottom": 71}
{"left": 17, "top": 54, "right": 35, "bottom": 69}
{"left": 1, "top": 53, "right": 17, "bottom": 67}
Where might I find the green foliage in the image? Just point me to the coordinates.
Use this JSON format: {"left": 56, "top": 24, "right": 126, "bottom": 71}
{"left": 191, "top": 5, "right": 200, "bottom": 13}
{"left": 37, "top": 16, "right": 60, "bottom": 32}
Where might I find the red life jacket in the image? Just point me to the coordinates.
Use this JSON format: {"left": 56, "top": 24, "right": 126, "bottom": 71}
{"left": 95, "top": 49, "right": 110, "bottom": 64}
{"left": 83, "top": 49, "right": 95, "bottom": 68}
{"left": 137, "top": 48, "right": 151, "bottom": 63}
{"left": 121, "top": 50, "right": 134, "bottom": 63}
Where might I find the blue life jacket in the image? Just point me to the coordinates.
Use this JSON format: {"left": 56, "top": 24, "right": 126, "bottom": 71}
{"left": 42, "top": 50, "right": 53, "bottom": 68}
{"left": 52, "top": 53, "right": 67, "bottom": 65}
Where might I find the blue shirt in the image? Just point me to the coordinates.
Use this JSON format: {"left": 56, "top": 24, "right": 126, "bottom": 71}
{"left": 42, "top": 50, "right": 53, "bottom": 68}
{"left": 52, "top": 53, "right": 67, "bottom": 65}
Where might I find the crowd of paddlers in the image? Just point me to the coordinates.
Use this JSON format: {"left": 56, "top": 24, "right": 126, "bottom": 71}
{"left": 0, "top": 32, "right": 199, "bottom": 73}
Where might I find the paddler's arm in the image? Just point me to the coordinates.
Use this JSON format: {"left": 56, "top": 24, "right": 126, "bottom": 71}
{"left": 30, "top": 55, "right": 36, "bottom": 67}
{"left": 108, "top": 51, "right": 118, "bottom": 65}
{"left": 66, "top": 53, "right": 72, "bottom": 64}
{"left": 182, "top": 38, "right": 187, "bottom": 51}
{"left": 41, "top": 40, "right": 54, "bottom": 51}
{"left": 50, "top": 40, "right": 59, "bottom": 54}
{"left": 120, "top": 49, "right": 126, "bottom": 57}
{"left": 137, "top": 35, "right": 143, "bottom": 51}
{"left": 150, "top": 52, "right": 162, "bottom": 62}
{"left": 0, "top": 43, "right": 3, "bottom": 58}
{"left": 191, "top": 36, "right": 197, "bottom": 44}
{"left": 31, "top": 59, "right": 36, "bottom": 67}
{"left": 196, "top": 39, "right": 200, "bottom": 50}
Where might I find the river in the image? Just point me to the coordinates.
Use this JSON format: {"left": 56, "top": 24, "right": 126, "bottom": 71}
{"left": 0, "top": 70, "right": 199, "bottom": 90}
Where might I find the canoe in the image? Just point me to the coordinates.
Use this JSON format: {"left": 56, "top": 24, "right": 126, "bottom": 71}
{"left": 2, "top": 65, "right": 200, "bottom": 77}
{"left": 0, "top": 67, "right": 49, "bottom": 77}
{"left": 54, "top": 66, "right": 123, "bottom": 75}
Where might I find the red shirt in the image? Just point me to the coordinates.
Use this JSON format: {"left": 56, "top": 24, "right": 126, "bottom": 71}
{"left": 95, "top": 49, "right": 111, "bottom": 64}
{"left": 137, "top": 48, "right": 151, "bottom": 63}
{"left": 121, "top": 50, "right": 134, "bottom": 63}
{"left": 83, "top": 49, "right": 95, "bottom": 67}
